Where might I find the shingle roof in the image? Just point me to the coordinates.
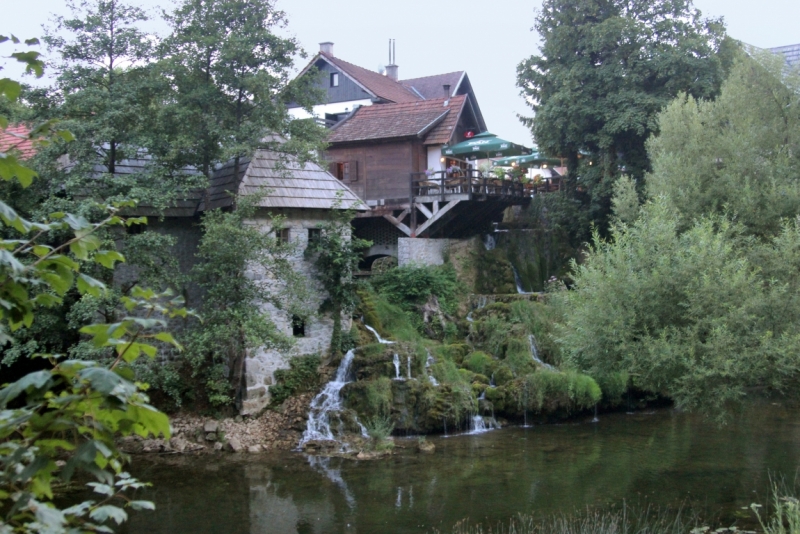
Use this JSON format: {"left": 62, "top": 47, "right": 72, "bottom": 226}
{"left": 321, "top": 52, "right": 422, "bottom": 104}
{"left": 327, "top": 95, "right": 466, "bottom": 144}
{"left": 0, "top": 124, "right": 37, "bottom": 160}
{"left": 770, "top": 44, "right": 800, "bottom": 69}
{"left": 200, "top": 146, "right": 366, "bottom": 211}
{"left": 401, "top": 71, "right": 464, "bottom": 100}
{"left": 424, "top": 96, "right": 467, "bottom": 146}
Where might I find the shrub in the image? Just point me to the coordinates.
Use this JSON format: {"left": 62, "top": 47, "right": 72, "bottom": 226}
{"left": 372, "top": 263, "right": 459, "bottom": 316}
{"left": 465, "top": 351, "right": 495, "bottom": 376}
{"left": 269, "top": 354, "right": 321, "bottom": 406}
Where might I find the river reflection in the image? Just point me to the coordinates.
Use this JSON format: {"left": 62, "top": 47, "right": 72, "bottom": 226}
{"left": 121, "top": 404, "right": 800, "bottom": 534}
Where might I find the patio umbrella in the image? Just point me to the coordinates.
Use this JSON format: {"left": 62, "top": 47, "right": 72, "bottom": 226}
{"left": 441, "top": 132, "right": 532, "bottom": 160}
{"left": 492, "top": 152, "right": 561, "bottom": 168}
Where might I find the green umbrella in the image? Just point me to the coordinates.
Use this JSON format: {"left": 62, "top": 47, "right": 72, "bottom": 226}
{"left": 441, "top": 132, "right": 531, "bottom": 160}
{"left": 492, "top": 153, "right": 561, "bottom": 168}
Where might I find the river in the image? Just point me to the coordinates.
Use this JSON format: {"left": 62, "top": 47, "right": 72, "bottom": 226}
{"left": 120, "top": 403, "right": 800, "bottom": 533}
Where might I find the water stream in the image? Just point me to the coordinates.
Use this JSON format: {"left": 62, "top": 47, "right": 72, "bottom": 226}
{"left": 425, "top": 349, "right": 439, "bottom": 386}
{"left": 364, "top": 323, "right": 394, "bottom": 344}
{"left": 301, "top": 349, "right": 366, "bottom": 444}
{"left": 512, "top": 265, "right": 530, "bottom": 294}
{"left": 528, "top": 334, "right": 554, "bottom": 370}
{"left": 392, "top": 353, "right": 402, "bottom": 380}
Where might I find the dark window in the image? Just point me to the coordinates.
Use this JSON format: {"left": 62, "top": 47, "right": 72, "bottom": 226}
{"left": 330, "top": 72, "right": 339, "bottom": 87}
{"left": 276, "top": 228, "right": 290, "bottom": 244}
{"left": 308, "top": 228, "right": 322, "bottom": 246}
{"left": 126, "top": 222, "right": 145, "bottom": 235}
{"left": 336, "top": 162, "right": 345, "bottom": 180}
{"left": 292, "top": 315, "right": 305, "bottom": 337}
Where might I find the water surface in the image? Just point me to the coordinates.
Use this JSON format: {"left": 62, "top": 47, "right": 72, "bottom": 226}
{"left": 121, "top": 404, "right": 800, "bottom": 533}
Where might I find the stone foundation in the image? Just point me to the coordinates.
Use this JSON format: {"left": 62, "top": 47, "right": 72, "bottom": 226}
{"left": 398, "top": 237, "right": 456, "bottom": 266}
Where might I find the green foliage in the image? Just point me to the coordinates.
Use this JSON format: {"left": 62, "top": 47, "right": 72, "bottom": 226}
{"left": 310, "top": 203, "right": 371, "bottom": 354}
{"left": 517, "top": 0, "right": 731, "bottom": 233}
{"left": 751, "top": 482, "right": 800, "bottom": 534}
{"left": 1, "top": 46, "right": 184, "bottom": 529}
{"left": 646, "top": 53, "right": 800, "bottom": 239}
{"left": 269, "top": 354, "right": 321, "bottom": 407}
{"left": 611, "top": 175, "right": 641, "bottom": 226}
{"left": 517, "top": 371, "right": 602, "bottom": 414}
{"left": 556, "top": 196, "right": 800, "bottom": 421}
{"left": 372, "top": 263, "right": 459, "bottom": 317}
{"left": 358, "top": 287, "right": 421, "bottom": 343}
{"left": 364, "top": 414, "right": 395, "bottom": 442}
{"left": 182, "top": 197, "right": 308, "bottom": 409}
{"left": 464, "top": 352, "right": 495, "bottom": 377}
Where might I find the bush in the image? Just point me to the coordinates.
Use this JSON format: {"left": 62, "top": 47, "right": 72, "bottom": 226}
{"left": 518, "top": 370, "right": 601, "bottom": 414}
{"left": 465, "top": 351, "right": 495, "bottom": 377}
{"left": 364, "top": 414, "right": 395, "bottom": 442}
{"left": 372, "top": 263, "right": 459, "bottom": 316}
{"left": 269, "top": 355, "right": 321, "bottom": 406}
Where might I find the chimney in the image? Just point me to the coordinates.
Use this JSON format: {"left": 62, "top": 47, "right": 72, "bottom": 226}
{"left": 319, "top": 42, "right": 334, "bottom": 56}
{"left": 443, "top": 84, "right": 451, "bottom": 106}
{"left": 385, "top": 38, "right": 398, "bottom": 80}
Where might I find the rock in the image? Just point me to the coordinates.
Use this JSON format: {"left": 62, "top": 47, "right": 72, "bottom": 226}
{"left": 235, "top": 415, "right": 243, "bottom": 423}
{"left": 213, "top": 442, "right": 224, "bottom": 451}
{"left": 247, "top": 445, "right": 262, "bottom": 453}
{"left": 418, "top": 441, "right": 436, "bottom": 454}
{"left": 205, "top": 433, "right": 217, "bottom": 442}
{"left": 204, "top": 420, "right": 219, "bottom": 433}
{"left": 227, "top": 438, "right": 243, "bottom": 452}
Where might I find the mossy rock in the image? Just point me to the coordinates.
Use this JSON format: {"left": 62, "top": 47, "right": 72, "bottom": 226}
{"left": 464, "top": 351, "right": 496, "bottom": 376}
{"left": 493, "top": 364, "right": 515, "bottom": 387}
{"left": 474, "top": 248, "right": 516, "bottom": 294}
{"left": 436, "top": 343, "right": 470, "bottom": 365}
{"left": 353, "top": 343, "right": 416, "bottom": 381}
{"left": 356, "top": 288, "right": 388, "bottom": 338}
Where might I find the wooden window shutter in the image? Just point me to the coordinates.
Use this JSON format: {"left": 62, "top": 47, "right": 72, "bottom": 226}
{"left": 327, "top": 161, "right": 338, "bottom": 177}
{"left": 349, "top": 160, "right": 359, "bottom": 181}
{"left": 343, "top": 161, "right": 350, "bottom": 181}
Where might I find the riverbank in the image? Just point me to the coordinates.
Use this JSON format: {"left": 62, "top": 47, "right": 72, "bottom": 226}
{"left": 119, "top": 393, "right": 315, "bottom": 454}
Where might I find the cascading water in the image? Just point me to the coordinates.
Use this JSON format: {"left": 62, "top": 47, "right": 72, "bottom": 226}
{"left": 364, "top": 323, "right": 394, "bottom": 344}
{"left": 393, "top": 353, "right": 403, "bottom": 380}
{"left": 425, "top": 349, "right": 439, "bottom": 386}
{"left": 512, "top": 265, "right": 530, "bottom": 294}
{"left": 468, "top": 415, "right": 500, "bottom": 435}
{"left": 407, "top": 355, "right": 412, "bottom": 380}
{"left": 301, "top": 349, "right": 367, "bottom": 444}
{"left": 528, "top": 334, "right": 554, "bottom": 370}
{"left": 483, "top": 234, "right": 496, "bottom": 251}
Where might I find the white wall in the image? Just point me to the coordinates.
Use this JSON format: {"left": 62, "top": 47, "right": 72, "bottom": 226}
{"left": 288, "top": 99, "right": 374, "bottom": 121}
{"left": 427, "top": 146, "right": 444, "bottom": 173}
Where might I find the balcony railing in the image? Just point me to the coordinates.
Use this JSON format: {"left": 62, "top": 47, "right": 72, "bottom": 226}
{"left": 410, "top": 169, "right": 561, "bottom": 201}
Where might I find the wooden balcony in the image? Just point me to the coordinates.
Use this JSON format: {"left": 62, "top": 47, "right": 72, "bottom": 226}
{"left": 410, "top": 170, "right": 527, "bottom": 203}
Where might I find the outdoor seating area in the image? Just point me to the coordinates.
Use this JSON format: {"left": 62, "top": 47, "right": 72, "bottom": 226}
{"left": 412, "top": 169, "right": 560, "bottom": 201}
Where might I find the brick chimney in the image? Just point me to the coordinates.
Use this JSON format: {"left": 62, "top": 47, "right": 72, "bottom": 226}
{"left": 319, "top": 42, "right": 334, "bottom": 56}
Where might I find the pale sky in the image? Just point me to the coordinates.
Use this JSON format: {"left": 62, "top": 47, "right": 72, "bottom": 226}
{"left": 3, "top": 0, "right": 799, "bottom": 145}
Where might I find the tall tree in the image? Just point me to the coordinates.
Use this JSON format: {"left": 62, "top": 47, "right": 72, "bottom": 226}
{"left": 517, "top": 0, "right": 731, "bottom": 232}
{"left": 158, "top": 0, "right": 325, "bottom": 180}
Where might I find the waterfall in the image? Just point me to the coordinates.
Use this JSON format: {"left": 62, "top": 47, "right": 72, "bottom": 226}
{"left": 468, "top": 415, "right": 499, "bottom": 435}
{"left": 483, "top": 234, "right": 496, "bottom": 251}
{"left": 406, "top": 355, "right": 412, "bottom": 379}
{"left": 528, "top": 334, "right": 554, "bottom": 370}
{"left": 364, "top": 323, "right": 394, "bottom": 344}
{"left": 301, "top": 349, "right": 366, "bottom": 444}
{"left": 512, "top": 265, "right": 530, "bottom": 294}
{"left": 392, "top": 354, "right": 403, "bottom": 380}
{"left": 592, "top": 404, "right": 599, "bottom": 423}
{"left": 425, "top": 349, "right": 439, "bottom": 386}
{"left": 466, "top": 311, "right": 474, "bottom": 322}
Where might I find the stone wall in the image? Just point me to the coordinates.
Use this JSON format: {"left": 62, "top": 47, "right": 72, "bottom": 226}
{"left": 398, "top": 237, "right": 455, "bottom": 266}
{"left": 241, "top": 209, "right": 347, "bottom": 414}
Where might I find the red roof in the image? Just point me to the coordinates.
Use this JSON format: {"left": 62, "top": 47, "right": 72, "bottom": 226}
{"left": 327, "top": 96, "right": 466, "bottom": 144}
{"left": 321, "top": 52, "right": 422, "bottom": 104}
{"left": 0, "top": 124, "right": 36, "bottom": 160}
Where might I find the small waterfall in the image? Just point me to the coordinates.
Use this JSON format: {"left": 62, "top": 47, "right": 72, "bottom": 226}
{"left": 592, "top": 404, "right": 599, "bottom": 423}
{"left": 393, "top": 354, "right": 403, "bottom": 380}
{"left": 483, "top": 234, "right": 496, "bottom": 251}
{"left": 425, "top": 350, "right": 439, "bottom": 386}
{"left": 302, "top": 349, "right": 366, "bottom": 444}
{"left": 489, "top": 373, "right": 496, "bottom": 388}
{"left": 468, "top": 415, "right": 499, "bottom": 435}
{"left": 406, "top": 355, "right": 412, "bottom": 380}
{"left": 466, "top": 311, "right": 474, "bottom": 322}
{"left": 364, "top": 323, "right": 394, "bottom": 344}
{"left": 478, "top": 390, "right": 486, "bottom": 400}
{"left": 512, "top": 265, "right": 530, "bottom": 294}
{"left": 528, "top": 334, "right": 554, "bottom": 370}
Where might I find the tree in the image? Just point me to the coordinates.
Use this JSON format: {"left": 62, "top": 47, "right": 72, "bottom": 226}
{"left": 1, "top": 38, "right": 184, "bottom": 532}
{"left": 158, "top": 0, "right": 326, "bottom": 181}
{"left": 646, "top": 52, "right": 800, "bottom": 239}
{"left": 517, "top": 0, "right": 731, "bottom": 233}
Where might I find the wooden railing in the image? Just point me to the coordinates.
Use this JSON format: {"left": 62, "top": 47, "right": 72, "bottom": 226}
{"left": 410, "top": 169, "right": 556, "bottom": 201}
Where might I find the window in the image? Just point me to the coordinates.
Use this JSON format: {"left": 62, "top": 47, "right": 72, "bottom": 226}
{"left": 307, "top": 228, "right": 322, "bottom": 246}
{"left": 330, "top": 72, "right": 339, "bottom": 87}
{"left": 276, "top": 228, "right": 290, "bottom": 244}
{"left": 292, "top": 315, "right": 306, "bottom": 337}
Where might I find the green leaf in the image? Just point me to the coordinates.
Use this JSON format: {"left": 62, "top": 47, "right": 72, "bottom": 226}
{"left": 128, "top": 500, "right": 156, "bottom": 511}
{"left": 0, "top": 78, "right": 21, "bottom": 102}
{"left": 76, "top": 274, "right": 106, "bottom": 297}
{"left": 0, "top": 370, "right": 52, "bottom": 407}
{"left": 89, "top": 505, "right": 128, "bottom": 525}
{"left": 94, "top": 250, "right": 125, "bottom": 269}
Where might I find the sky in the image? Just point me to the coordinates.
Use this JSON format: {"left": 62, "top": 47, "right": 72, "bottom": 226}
{"left": 4, "top": 0, "right": 800, "bottom": 146}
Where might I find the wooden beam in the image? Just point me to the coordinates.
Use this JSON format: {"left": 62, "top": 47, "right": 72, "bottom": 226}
{"left": 414, "top": 202, "right": 433, "bottom": 219}
{"left": 394, "top": 208, "right": 411, "bottom": 223}
{"left": 415, "top": 200, "right": 460, "bottom": 236}
{"left": 383, "top": 214, "right": 412, "bottom": 236}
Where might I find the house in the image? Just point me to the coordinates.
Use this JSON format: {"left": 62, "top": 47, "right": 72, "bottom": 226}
{"left": 289, "top": 43, "right": 527, "bottom": 267}
{"left": 770, "top": 43, "right": 800, "bottom": 69}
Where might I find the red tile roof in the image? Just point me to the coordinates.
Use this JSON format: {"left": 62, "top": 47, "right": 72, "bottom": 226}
{"left": 321, "top": 52, "right": 422, "bottom": 104}
{"left": 327, "top": 96, "right": 466, "bottom": 144}
{"left": 0, "top": 124, "right": 36, "bottom": 160}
